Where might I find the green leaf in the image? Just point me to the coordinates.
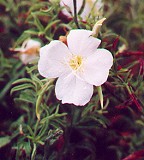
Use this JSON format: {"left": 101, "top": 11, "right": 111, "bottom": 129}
{"left": 38, "top": 119, "right": 49, "bottom": 138}
{"left": 11, "top": 83, "right": 35, "bottom": 95}
{"left": 0, "top": 63, "right": 25, "bottom": 100}
{"left": 36, "top": 93, "right": 43, "bottom": 120}
{"left": 14, "top": 32, "right": 29, "bottom": 47}
{"left": 29, "top": 2, "right": 48, "bottom": 12}
{"left": 40, "top": 113, "right": 67, "bottom": 124}
{"left": 12, "top": 78, "right": 33, "bottom": 85}
{"left": 24, "top": 141, "right": 31, "bottom": 156}
{"left": 27, "top": 125, "right": 35, "bottom": 137}
{"left": 32, "top": 74, "right": 43, "bottom": 88}
{"left": 31, "top": 12, "right": 44, "bottom": 32}
{"left": 36, "top": 80, "right": 54, "bottom": 120}
{"left": 0, "top": 136, "right": 11, "bottom": 148}
{"left": 44, "top": 20, "right": 60, "bottom": 33}
{"left": 24, "top": 29, "right": 39, "bottom": 35}
{"left": 26, "top": 65, "right": 38, "bottom": 74}
{"left": 82, "top": 104, "right": 95, "bottom": 117}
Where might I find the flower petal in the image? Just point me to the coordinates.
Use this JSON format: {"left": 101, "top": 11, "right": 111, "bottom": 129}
{"left": 81, "top": 0, "right": 103, "bottom": 20}
{"left": 60, "top": 0, "right": 83, "bottom": 17}
{"left": 25, "top": 39, "right": 41, "bottom": 50}
{"left": 55, "top": 73, "right": 93, "bottom": 106}
{"left": 80, "top": 48, "right": 113, "bottom": 86}
{"left": 20, "top": 54, "right": 38, "bottom": 64}
{"left": 60, "top": 0, "right": 103, "bottom": 21}
{"left": 81, "top": 68, "right": 110, "bottom": 86}
{"left": 38, "top": 40, "right": 71, "bottom": 78}
{"left": 86, "top": 48, "right": 113, "bottom": 69}
{"left": 67, "top": 29, "right": 101, "bottom": 57}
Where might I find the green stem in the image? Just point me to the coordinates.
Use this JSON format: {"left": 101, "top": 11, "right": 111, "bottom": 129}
{"left": 36, "top": 79, "right": 54, "bottom": 120}
{"left": 31, "top": 143, "right": 36, "bottom": 160}
{"left": 97, "top": 86, "right": 104, "bottom": 109}
{"left": 117, "top": 75, "right": 143, "bottom": 111}
{"left": 34, "top": 120, "right": 40, "bottom": 136}
{"left": 73, "top": 0, "right": 80, "bottom": 29}
{"left": 125, "top": 84, "right": 132, "bottom": 95}
{"left": 30, "top": 119, "right": 40, "bottom": 159}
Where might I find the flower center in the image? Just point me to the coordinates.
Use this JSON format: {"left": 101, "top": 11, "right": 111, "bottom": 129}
{"left": 69, "top": 55, "right": 83, "bottom": 70}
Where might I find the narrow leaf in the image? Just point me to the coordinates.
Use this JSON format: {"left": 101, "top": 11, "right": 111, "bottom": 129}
{"left": 31, "top": 13, "right": 44, "bottom": 32}
{"left": 44, "top": 20, "right": 60, "bottom": 33}
{"left": 11, "top": 83, "right": 34, "bottom": 95}
{"left": 12, "top": 78, "right": 33, "bottom": 85}
{"left": 0, "top": 136, "right": 11, "bottom": 148}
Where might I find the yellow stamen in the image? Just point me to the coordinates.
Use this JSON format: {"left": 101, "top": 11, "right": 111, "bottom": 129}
{"left": 69, "top": 55, "right": 83, "bottom": 70}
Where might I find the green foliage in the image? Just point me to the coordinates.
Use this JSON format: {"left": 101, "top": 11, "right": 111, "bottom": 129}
{"left": 0, "top": 50, "right": 25, "bottom": 103}
{"left": 104, "top": 0, "right": 144, "bottom": 50}
{"left": 0, "top": 136, "right": 11, "bottom": 148}
{"left": 9, "top": 65, "right": 67, "bottom": 159}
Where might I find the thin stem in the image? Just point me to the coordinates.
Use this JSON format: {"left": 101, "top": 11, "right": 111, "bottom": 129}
{"left": 117, "top": 75, "right": 143, "bottom": 111}
{"left": 73, "top": 0, "right": 80, "bottom": 29}
{"left": 31, "top": 143, "right": 36, "bottom": 160}
{"left": 34, "top": 120, "right": 40, "bottom": 136}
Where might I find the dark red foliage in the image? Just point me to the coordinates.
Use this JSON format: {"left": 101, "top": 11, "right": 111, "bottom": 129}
{"left": 112, "top": 36, "right": 120, "bottom": 51}
{"left": 17, "top": 13, "right": 29, "bottom": 26}
{"left": 138, "top": 43, "right": 144, "bottom": 51}
{"left": 56, "top": 135, "right": 64, "bottom": 152}
{"left": 58, "top": 11, "right": 72, "bottom": 23}
{"left": 116, "top": 50, "right": 144, "bottom": 57}
{"left": 129, "top": 93, "right": 143, "bottom": 112}
{"left": 122, "top": 150, "right": 144, "bottom": 160}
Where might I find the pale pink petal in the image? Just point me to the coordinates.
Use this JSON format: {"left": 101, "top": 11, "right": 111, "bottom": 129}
{"left": 60, "top": 0, "right": 83, "bottom": 18}
{"left": 81, "top": 68, "right": 110, "bottom": 86}
{"left": 60, "top": 0, "right": 73, "bottom": 17}
{"left": 60, "top": 0, "right": 103, "bottom": 21}
{"left": 79, "top": 48, "right": 113, "bottom": 86}
{"left": 20, "top": 54, "right": 38, "bottom": 64}
{"left": 86, "top": 49, "right": 113, "bottom": 69}
{"left": 55, "top": 73, "right": 93, "bottom": 106}
{"left": 38, "top": 40, "right": 71, "bottom": 78}
{"left": 25, "top": 39, "right": 41, "bottom": 50}
{"left": 67, "top": 29, "right": 101, "bottom": 57}
{"left": 81, "top": 0, "right": 103, "bottom": 20}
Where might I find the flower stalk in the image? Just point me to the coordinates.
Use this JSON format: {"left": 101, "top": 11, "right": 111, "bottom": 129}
{"left": 36, "top": 79, "right": 54, "bottom": 120}
{"left": 97, "top": 86, "right": 104, "bottom": 109}
{"left": 73, "top": 0, "right": 81, "bottom": 29}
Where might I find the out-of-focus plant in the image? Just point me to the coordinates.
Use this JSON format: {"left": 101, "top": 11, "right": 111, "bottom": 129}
{"left": 9, "top": 65, "right": 67, "bottom": 160}
{"left": 103, "top": 0, "right": 144, "bottom": 50}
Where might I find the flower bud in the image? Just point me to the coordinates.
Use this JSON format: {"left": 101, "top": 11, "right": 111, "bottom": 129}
{"left": 92, "top": 17, "right": 106, "bottom": 37}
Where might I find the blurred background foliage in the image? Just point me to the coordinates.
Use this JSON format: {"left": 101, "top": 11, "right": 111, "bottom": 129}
{"left": 0, "top": 0, "right": 144, "bottom": 160}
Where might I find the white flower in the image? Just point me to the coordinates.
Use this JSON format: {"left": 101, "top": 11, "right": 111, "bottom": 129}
{"left": 60, "top": 0, "right": 103, "bottom": 20}
{"left": 14, "top": 39, "right": 41, "bottom": 64}
{"left": 38, "top": 29, "right": 113, "bottom": 106}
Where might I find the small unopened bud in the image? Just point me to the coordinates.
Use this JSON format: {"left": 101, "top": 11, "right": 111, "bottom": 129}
{"left": 19, "top": 124, "right": 24, "bottom": 135}
{"left": 118, "top": 44, "right": 127, "bottom": 53}
{"left": 92, "top": 18, "right": 106, "bottom": 37}
{"left": 59, "top": 36, "right": 67, "bottom": 45}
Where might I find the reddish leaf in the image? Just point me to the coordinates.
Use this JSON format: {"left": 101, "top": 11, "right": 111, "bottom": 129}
{"left": 112, "top": 36, "right": 120, "bottom": 51}
{"left": 122, "top": 150, "right": 144, "bottom": 160}
{"left": 116, "top": 50, "right": 144, "bottom": 57}
{"left": 56, "top": 135, "right": 64, "bottom": 151}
